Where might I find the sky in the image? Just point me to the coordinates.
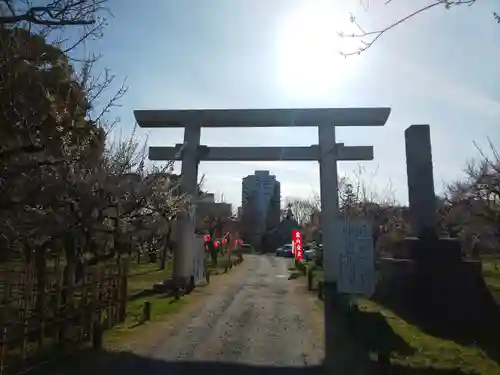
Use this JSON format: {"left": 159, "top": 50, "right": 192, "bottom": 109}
{"left": 86, "top": 0, "right": 500, "bottom": 209}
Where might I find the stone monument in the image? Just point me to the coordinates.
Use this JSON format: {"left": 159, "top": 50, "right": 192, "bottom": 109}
{"left": 378, "top": 125, "right": 497, "bottom": 333}
{"left": 396, "top": 125, "right": 462, "bottom": 262}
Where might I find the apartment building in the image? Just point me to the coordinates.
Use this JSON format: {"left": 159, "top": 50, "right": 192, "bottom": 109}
{"left": 241, "top": 170, "right": 281, "bottom": 240}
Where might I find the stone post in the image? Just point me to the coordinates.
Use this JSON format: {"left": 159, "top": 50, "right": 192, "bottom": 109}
{"left": 404, "top": 125, "right": 437, "bottom": 238}
{"left": 173, "top": 124, "right": 201, "bottom": 287}
{"left": 400, "top": 124, "right": 463, "bottom": 262}
{"left": 377, "top": 124, "right": 492, "bottom": 330}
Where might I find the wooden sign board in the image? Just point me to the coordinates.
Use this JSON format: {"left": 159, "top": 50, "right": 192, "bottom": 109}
{"left": 336, "top": 219, "right": 375, "bottom": 297}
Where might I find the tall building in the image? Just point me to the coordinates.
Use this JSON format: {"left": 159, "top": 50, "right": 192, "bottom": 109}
{"left": 241, "top": 171, "right": 281, "bottom": 241}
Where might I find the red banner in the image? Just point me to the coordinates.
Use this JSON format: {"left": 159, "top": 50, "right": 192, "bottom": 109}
{"left": 291, "top": 229, "right": 303, "bottom": 261}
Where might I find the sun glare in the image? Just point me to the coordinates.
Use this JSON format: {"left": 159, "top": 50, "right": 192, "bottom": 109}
{"left": 275, "top": 2, "right": 359, "bottom": 98}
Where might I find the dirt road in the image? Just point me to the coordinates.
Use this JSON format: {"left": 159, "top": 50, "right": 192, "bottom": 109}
{"left": 146, "top": 253, "right": 324, "bottom": 365}
{"left": 56, "top": 254, "right": 325, "bottom": 375}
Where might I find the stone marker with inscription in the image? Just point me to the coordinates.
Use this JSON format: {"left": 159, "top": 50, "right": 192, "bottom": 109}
{"left": 337, "top": 219, "right": 375, "bottom": 297}
{"left": 378, "top": 124, "right": 497, "bottom": 330}
{"left": 396, "top": 125, "right": 462, "bottom": 262}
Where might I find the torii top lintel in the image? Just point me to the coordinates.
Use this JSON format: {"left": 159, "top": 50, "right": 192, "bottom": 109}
{"left": 134, "top": 108, "right": 391, "bottom": 128}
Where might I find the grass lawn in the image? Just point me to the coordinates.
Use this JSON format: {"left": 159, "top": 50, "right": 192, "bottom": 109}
{"left": 358, "top": 299, "right": 500, "bottom": 375}
{"left": 103, "top": 253, "right": 243, "bottom": 347}
{"left": 101, "top": 260, "right": 178, "bottom": 346}
{"left": 206, "top": 252, "right": 241, "bottom": 274}
{"left": 103, "top": 292, "right": 189, "bottom": 348}
{"left": 297, "top": 258, "right": 500, "bottom": 375}
{"left": 127, "top": 261, "right": 173, "bottom": 296}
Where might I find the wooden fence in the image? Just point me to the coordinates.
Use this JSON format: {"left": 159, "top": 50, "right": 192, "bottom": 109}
{"left": 0, "top": 257, "right": 128, "bottom": 375}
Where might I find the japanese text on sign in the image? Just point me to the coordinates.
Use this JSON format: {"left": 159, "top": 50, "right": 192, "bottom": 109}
{"left": 291, "top": 229, "right": 303, "bottom": 261}
{"left": 336, "top": 220, "right": 375, "bottom": 297}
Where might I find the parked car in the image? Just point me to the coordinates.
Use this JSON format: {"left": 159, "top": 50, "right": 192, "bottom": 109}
{"left": 303, "top": 248, "right": 316, "bottom": 261}
{"left": 276, "top": 244, "right": 293, "bottom": 257}
{"left": 281, "top": 245, "right": 294, "bottom": 258}
{"left": 275, "top": 245, "right": 285, "bottom": 256}
{"left": 239, "top": 243, "right": 254, "bottom": 253}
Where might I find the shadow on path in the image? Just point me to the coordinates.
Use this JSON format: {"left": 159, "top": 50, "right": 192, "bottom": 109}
{"left": 35, "top": 350, "right": 322, "bottom": 375}
{"left": 31, "top": 347, "right": 481, "bottom": 375}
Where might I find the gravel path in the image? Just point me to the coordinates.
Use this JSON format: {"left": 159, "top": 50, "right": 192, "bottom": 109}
{"left": 64, "top": 254, "right": 325, "bottom": 375}
{"left": 146, "top": 254, "right": 324, "bottom": 366}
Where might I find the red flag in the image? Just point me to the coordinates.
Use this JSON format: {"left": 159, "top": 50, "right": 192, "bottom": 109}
{"left": 291, "top": 229, "right": 303, "bottom": 261}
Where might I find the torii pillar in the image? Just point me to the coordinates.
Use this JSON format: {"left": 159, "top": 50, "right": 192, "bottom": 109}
{"left": 174, "top": 124, "right": 201, "bottom": 287}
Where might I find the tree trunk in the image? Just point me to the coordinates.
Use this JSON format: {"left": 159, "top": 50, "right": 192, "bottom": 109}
{"left": 159, "top": 239, "right": 167, "bottom": 270}
{"left": 60, "top": 239, "right": 77, "bottom": 347}
{"left": 208, "top": 229, "right": 218, "bottom": 266}
{"left": 35, "top": 247, "right": 46, "bottom": 346}
{"left": 160, "top": 227, "right": 173, "bottom": 270}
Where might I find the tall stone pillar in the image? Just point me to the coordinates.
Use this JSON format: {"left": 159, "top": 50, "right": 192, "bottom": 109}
{"left": 173, "top": 124, "right": 201, "bottom": 286}
{"left": 400, "top": 124, "right": 462, "bottom": 263}
{"left": 404, "top": 125, "right": 437, "bottom": 238}
{"left": 378, "top": 124, "right": 495, "bottom": 332}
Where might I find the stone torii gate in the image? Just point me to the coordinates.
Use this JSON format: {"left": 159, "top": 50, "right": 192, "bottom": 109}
{"left": 134, "top": 107, "right": 390, "bottom": 368}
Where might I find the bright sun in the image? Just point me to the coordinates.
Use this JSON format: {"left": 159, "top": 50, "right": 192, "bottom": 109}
{"left": 275, "top": 2, "right": 358, "bottom": 98}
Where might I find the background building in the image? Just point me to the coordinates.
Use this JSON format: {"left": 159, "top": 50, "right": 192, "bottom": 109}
{"left": 195, "top": 192, "right": 232, "bottom": 233}
{"left": 241, "top": 170, "right": 281, "bottom": 245}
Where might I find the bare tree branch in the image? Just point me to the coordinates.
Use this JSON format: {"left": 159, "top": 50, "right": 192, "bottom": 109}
{"left": 284, "top": 196, "right": 319, "bottom": 225}
{"left": 340, "top": 0, "right": 478, "bottom": 55}
{"left": 0, "top": 0, "right": 104, "bottom": 26}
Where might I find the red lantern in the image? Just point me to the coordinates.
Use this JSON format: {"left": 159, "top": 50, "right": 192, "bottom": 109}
{"left": 204, "top": 234, "right": 211, "bottom": 242}
{"left": 214, "top": 241, "right": 220, "bottom": 248}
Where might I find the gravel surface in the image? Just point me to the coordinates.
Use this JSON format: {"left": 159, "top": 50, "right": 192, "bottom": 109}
{"left": 54, "top": 254, "right": 325, "bottom": 375}
{"left": 145, "top": 254, "right": 325, "bottom": 366}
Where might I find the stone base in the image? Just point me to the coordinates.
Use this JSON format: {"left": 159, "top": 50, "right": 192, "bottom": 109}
{"left": 376, "top": 253, "right": 497, "bottom": 334}
{"left": 393, "top": 236, "right": 462, "bottom": 262}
